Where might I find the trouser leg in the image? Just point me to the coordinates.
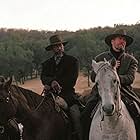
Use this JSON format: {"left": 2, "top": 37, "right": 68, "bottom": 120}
{"left": 70, "top": 104, "right": 82, "bottom": 140}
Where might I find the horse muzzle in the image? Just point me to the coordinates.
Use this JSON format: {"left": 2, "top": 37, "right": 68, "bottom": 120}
{"left": 102, "top": 104, "right": 115, "bottom": 115}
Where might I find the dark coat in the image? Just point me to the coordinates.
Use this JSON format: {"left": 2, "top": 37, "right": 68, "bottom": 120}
{"left": 91, "top": 51, "right": 138, "bottom": 87}
{"left": 41, "top": 53, "right": 79, "bottom": 106}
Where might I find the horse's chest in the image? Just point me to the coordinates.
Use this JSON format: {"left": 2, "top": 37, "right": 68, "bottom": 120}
{"left": 102, "top": 133, "right": 128, "bottom": 140}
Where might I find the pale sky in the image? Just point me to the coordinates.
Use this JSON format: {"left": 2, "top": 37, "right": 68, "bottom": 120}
{"left": 0, "top": 0, "right": 140, "bottom": 31}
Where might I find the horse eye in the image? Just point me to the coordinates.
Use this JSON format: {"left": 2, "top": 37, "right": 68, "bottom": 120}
{"left": 6, "top": 97, "right": 9, "bottom": 103}
{"left": 96, "top": 82, "right": 99, "bottom": 87}
{"left": 113, "top": 79, "right": 117, "bottom": 84}
{"left": 0, "top": 98, "right": 3, "bottom": 102}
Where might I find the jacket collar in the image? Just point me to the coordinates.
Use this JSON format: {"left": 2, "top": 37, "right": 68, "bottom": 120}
{"left": 109, "top": 48, "right": 125, "bottom": 60}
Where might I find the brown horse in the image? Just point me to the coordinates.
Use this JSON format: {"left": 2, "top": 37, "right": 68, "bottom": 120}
{"left": 0, "top": 78, "right": 71, "bottom": 140}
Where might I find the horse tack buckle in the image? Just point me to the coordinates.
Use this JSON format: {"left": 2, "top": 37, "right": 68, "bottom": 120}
{"left": 55, "top": 104, "right": 61, "bottom": 112}
{"left": 0, "top": 125, "right": 5, "bottom": 134}
{"left": 50, "top": 92, "right": 61, "bottom": 112}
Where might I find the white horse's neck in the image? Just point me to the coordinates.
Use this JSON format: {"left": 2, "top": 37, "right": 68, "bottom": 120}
{"left": 90, "top": 61, "right": 136, "bottom": 140}
{"left": 89, "top": 101, "right": 136, "bottom": 140}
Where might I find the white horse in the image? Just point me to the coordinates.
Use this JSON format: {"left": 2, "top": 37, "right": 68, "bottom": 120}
{"left": 89, "top": 59, "right": 136, "bottom": 140}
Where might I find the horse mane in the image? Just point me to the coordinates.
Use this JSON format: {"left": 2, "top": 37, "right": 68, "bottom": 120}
{"left": 9, "top": 85, "right": 56, "bottom": 133}
{"left": 10, "top": 84, "right": 55, "bottom": 112}
{"left": 10, "top": 85, "right": 42, "bottom": 109}
{"left": 0, "top": 82, "right": 68, "bottom": 140}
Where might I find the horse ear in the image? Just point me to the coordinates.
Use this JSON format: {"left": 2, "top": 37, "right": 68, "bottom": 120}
{"left": 110, "top": 58, "right": 117, "bottom": 68}
{"left": 92, "top": 60, "right": 98, "bottom": 73}
{"left": 5, "top": 77, "right": 12, "bottom": 89}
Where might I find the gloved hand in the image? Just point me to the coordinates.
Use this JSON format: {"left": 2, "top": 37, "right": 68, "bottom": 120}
{"left": 51, "top": 80, "right": 62, "bottom": 93}
{"left": 44, "top": 84, "right": 51, "bottom": 92}
{"left": 116, "top": 60, "right": 121, "bottom": 68}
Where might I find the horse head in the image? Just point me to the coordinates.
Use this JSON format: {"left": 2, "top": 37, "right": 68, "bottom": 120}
{"left": 0, "top": 77, "right": 18, "bottom": 125}
{"left": 92, "top": 58, "right": 121, "bottom": 116}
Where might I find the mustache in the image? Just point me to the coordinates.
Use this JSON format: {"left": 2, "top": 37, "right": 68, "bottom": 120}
{"left": 116, "top": 47, "right": 125, "bottom": 52}
{"left": 120, "top": 47, "right": 125, "bottom": 51}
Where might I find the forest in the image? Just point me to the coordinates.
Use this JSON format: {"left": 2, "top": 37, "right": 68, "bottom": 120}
{"left": 0, "top": 24, "right": 140, "bottom": 83}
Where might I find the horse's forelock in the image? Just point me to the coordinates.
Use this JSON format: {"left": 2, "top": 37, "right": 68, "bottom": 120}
{"left": 96, "top": 62, "right": 111, "bottom": 75}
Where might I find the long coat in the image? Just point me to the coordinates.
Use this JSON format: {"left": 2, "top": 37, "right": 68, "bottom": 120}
{"left": 41, "top": 53, "right": 79, "bottom": 106}
{"left": 91, "top": 51, "right": 138, "bottom": 87}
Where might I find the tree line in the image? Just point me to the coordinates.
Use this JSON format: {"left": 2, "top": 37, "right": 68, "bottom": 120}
{"left": 0, "top": 24, "right": 140, "bottom": 83}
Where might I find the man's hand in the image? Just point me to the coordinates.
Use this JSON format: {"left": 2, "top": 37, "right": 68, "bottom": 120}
{"left": 116, "top": 60, "right": 121, "bottom": 68}
{"left": 44, "top": 84, "right": 51, "bottom": 92}
{"left": 51, "top": 80, "right": 62, "bottom": 93}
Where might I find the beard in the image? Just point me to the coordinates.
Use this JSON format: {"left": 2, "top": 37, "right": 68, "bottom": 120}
{"left": 114, "top": 44, "right": 125, "bottom": 52}
{"left": 55, "top": 50, "right": 64, "bottom": 56}
{"left": 117, "top": 47, "right": 125, "bottom": 52}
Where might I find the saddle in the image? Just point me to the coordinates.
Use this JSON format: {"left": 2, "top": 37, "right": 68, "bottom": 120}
{"left": 121, "top": 87, "right": 140, "bottom": 119}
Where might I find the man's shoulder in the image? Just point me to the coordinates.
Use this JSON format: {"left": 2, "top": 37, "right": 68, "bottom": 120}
{"left": 124, "top": 53, "right": 138, "bottom": 63}
{"left": 41, "top": 57, "right": 53, "bottom": 65}
{"left": 64, "top": 54, "right": 78, "bottom": 62}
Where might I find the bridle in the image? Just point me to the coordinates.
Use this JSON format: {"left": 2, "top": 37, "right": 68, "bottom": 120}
{"left": 0, "top": 85, "right": 62, "bottom": 137}
{"left": 0, "top": 89, "right": 19, "bottom": 136}
{"left": 96, "top": 63, "right": 122, "bottom": 119}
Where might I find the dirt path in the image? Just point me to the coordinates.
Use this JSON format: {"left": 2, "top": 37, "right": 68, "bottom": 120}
{"left": 20, "top": 73, "right": 92, "bottom": 95}
{"left": 20, "top": 72, "right": 140, "bottom": 96}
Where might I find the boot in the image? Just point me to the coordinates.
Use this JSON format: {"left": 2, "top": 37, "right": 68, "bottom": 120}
{"left": 70, "top": 104, "right": 83, "bottom": 140}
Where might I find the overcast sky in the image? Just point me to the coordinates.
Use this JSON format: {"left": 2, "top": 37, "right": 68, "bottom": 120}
{"left": 0, "top": 0, "right": 140, "bottom": 31}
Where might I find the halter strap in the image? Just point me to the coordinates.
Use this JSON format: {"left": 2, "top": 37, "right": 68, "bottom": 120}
{"left": 96, "top": 63, "right": 122, "bottom": 118}
{"left": 96, "top": 63, "right": 118, "bottom": 79}
{"left": 96, "top": 63, "right": 108, "bottom": 75}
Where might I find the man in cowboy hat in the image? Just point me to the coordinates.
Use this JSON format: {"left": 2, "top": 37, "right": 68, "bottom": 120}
{"left": 40, "top": 34, "right": 82, "bottom": 140}
{"left": 81, "top": 29, "right": 140, "bottom": 140}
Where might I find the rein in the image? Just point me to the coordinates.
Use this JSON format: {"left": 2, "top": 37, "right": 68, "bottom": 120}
{"left": 10, "top": 86, "right": 46, "bottom": 112}
{"left": 33, "top": 90, "right": 46, "bottom": 112}
{"left": 9, "top": 86, "right": 60, "bottom": 113}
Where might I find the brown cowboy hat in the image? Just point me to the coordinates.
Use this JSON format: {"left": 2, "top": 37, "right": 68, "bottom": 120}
{"left": 105, "top": 29, "right": 133, "bottom": 47}
{"left": 45, "top": 34, "right": 68, "bottom": 51}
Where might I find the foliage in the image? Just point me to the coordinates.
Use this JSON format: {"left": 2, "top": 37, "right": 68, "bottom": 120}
{"left": 0, "top": 24, "right": 140, "bottom": 79}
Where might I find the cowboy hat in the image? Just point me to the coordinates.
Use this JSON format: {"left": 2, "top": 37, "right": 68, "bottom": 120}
{"left": 105, "top": 29, "right": 133, "bottom": 47}
{"left": 45, "top": 34, "right": 68, "bottom": 51}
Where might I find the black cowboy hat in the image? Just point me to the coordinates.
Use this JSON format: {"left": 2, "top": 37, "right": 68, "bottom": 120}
{"left": 45, "top": 34, "right": 68, "bottom": 51}
{"left": 105, "top": 29, "right": 133, "bottom": 47}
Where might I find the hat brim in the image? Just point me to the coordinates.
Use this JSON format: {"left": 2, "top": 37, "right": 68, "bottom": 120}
{"left": 45, "top": 41, "right": 68, "bottom": 51}
{"left": 105, "top": 34, "right": 133, "bottom": 47}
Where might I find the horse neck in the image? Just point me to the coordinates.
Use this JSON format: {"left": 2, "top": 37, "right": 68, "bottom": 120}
{"left": 16, "top": 97, "right": 41, "bottom": 133}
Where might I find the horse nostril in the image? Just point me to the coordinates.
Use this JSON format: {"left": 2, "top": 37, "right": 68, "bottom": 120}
{"left": 102, "top": 104, "right": 115, "bottom": 114}
{"left": 111, "top": 104, "right": 115, "bottom": 111}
